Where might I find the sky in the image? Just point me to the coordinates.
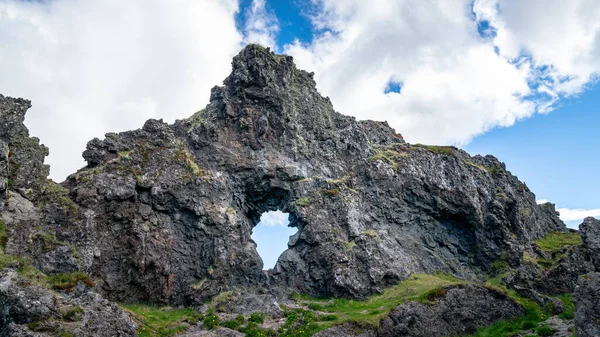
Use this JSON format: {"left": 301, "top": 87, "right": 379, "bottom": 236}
{"left": 0, "top": 0, "right": 598, "bottom": 268}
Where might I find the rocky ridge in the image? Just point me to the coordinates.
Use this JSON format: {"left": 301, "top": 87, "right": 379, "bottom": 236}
{"left": 1, "top": 44, "right": 599, "bottom": 336}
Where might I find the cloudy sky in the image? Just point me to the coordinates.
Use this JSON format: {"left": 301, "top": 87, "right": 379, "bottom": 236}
{"left": 1, "top": 0, "right": 599, "bottom": 266}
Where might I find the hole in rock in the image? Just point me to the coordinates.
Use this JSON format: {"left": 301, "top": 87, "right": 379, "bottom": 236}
{"left": 251, "top": 210, "right": 297, "bottom": 270}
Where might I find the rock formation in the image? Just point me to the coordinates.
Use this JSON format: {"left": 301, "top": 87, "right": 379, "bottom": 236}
{"left": 0, "top": 44, "right": 598, "bottom": 336}
{"left": 575, "top": 272, "right": 600, "bottom": 337}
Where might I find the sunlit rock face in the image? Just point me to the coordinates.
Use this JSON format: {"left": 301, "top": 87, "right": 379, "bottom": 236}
{"left": 0, "top": 45, "right": 568, "bottom": 306}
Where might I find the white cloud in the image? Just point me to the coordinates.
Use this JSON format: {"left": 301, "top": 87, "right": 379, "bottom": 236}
{"left": 242, "top": 0, "right": 279, "bottom": 50}
{"left": 0, "top": 0, "right": 254, "bottom": 181}
{"left": 284, "top": 0, "right": 600, "bottom": 145}
{"left": 557, "top": 208, "right": 600, "bottom": 222}
{"left": 258, "top": 210, "right": 290, "bottom": 227}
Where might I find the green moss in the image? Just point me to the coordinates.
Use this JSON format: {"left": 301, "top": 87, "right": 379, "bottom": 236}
{"left": 62, "top": 306, "right": 84, "bottom": 321}
{"left": 488, "top": 165, "right": 501, "bottom": 175}
{"left": 464, "top": 160, "right": 487, "bottom": 172}
{"left": 121, "top": 304, "right": 201, "bottom": 337}
{"left": 46, "top": 272, "right": 94, "bottom": 291}
{"left": 361, "top": 230, "right": 378, "bottom": 238}
{"left": 492, "top": 260, "right": 510, "bottom": 272}
{"left": 557, "top": 294, "right": 575, "bottom": 320}
{"left": 41, "top": 180, "right": 79, "bottom": 215}
{"left": 0, "top": 219, "right": 7, "bottom": 253}
{"left": 417, "top": 145, "right": 454, "bottom": 155}
{"left": 211, "top": 291, "right": 237, "bottom": 312}
{"left": 296, "top": 197, "right": 311, "bottom": 207}
{"left": 291, "top": 273, "right": 462, "bottom": 326}
{"left": 417, "top": 286, "right": 448, "bottom": 304}
{"left": 535, "top": 231, "right": 582, "bottom": 252}
{"left": 345, "top": 241, "right": 356, "bottom": 251}
{"left": 535, "top": 325, "right": 558, "bottom": 336}
{"left": 367, "top": 149, "right": 400, "bottom": 171}
{"left": 32, "top": 231, "right": 67, "bottom": 252}
{"left": 190, "top": 278, "right": 206, "bottom": 290}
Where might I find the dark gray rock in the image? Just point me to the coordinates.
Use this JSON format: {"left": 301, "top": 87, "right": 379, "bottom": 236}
{"left": 580, "top": 217, "right": 600, "bottom": 270}
{"left": 0, "top": 45, "right": 569, "bottom": 306}
{"left": 376, "top": 284, "right": 524, "bottom": 337}
{"left": 574, "top": 272, "right": 600, "bottom": 337}
{"left": 314, "top": 322, "right": 376, "bottom": 337}
{"left": 0, "top": 269, "right": 137, "bottom": 337}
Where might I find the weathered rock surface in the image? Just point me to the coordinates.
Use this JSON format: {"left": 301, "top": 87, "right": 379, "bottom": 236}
{"left": 376, "top": 285, "right": 524, "bottom": 337}
{"left": 580, "top": 217, "right": 600, "bottom": 270}
{"left": 315, "top": 284, "right": 524, "bottom": 337}
{"left": 0, "top": 269, "right": 137, "bottom": 337}
{"left": 0, "top": 44, "right": 594, "bottom": 336}
{"left": 574, "top": 272, "right": 600, "bottom": 337}
{"left": 0, "top": 45, "right": 567, "bottom": 305}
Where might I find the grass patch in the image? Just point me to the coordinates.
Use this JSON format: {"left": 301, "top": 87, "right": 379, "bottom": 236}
{"left": 488, "top": 165, "right": 501, "bottom": 175}
{"left": 463, "top": 300, "right": 547, "bottom": 337}
{"left": 296, "top": 197, "right": 310, "bottom": 207}
{"left": 535, "top": 231, "right": 582, "bottom": 252}
{"left": 0, "top": 219, "right": 7, "bottom": 253}
{"left": 121, "top": 304, "right": 201, "bottom": 337}
{"left": 248, "top": 312, "right": 265, "bottom": 324}
{"left": 291, "top": 273, "right": 462, "bottom": 326}
{"left": 367, "top": 149, "right": 400, "bottom": 171}
{"left": 417, "top": 145, "right": 454, "bottom": 155}
{"left": 47, "top": 272, "right": 94, "bottom": 291}
{"left": 0, "top": 252, "right": 47, "bottom": 285}
{"left": 32, "top": 231, "right": 67, "bottom": 252}
{"left": 557, "top": 294, "right": 575, "bottom": 320}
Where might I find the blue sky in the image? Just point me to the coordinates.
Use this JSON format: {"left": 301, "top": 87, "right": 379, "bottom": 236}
{"left": 1, "top": 0, "right": 598, "bottom": 268}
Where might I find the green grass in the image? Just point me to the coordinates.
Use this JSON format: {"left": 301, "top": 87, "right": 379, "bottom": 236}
{"left": 0, "top": 252, "right": 47, "bottom": 284}
{"left": 557, "top": 294, "right": 575, "bottom": 320}
{"left": 121, "top": 304, "right": 202, "bottom": 337}
{"left": 419, "top": 145, "right": 454, "bottom": 155}
{"left": 463, "top": 301, "right": 547, "bottom": 337}
{"left": 367, "top": 149, "right": 400, "bottom": 171}
{"left": 46, "top": 272, "right": 94, "bottom": 291}
{"left": 535, "top": 231, "right": 582, "bottom": 252}
{"left": 0, "top": 219, "right": 7, "bottom": 253}
{"left": 296, "top": 197, "right": 311, "bottom": 206}
{"left": 291, "top": 273, "right": 462, "bottom": 326}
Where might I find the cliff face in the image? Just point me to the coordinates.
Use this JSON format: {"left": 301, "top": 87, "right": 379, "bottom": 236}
{"left": 0, "top": 45, "right": 569, "bottom": 306}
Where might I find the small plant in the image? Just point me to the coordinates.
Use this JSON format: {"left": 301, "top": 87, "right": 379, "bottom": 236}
{"left": 203, "top": 308, "right": 219, "bottom": 330}
{"left": 418, "top": 287, "right": 448, "bottom": 304}
{"left": 535, "top": 231, "right": 582, "bottom": 252}
{"left": 322, "top": 189, "right": 339, "bottom": 197}
{"left": 492, "top": 260, "right": 509, "bottom": 272}
{"left": 221, "top": 319, "right": 241, "bottom": 329}
{"left": 46, "top": 272, "right": 94, "bottom": 291}
{"left": 248, "top": 312, "right": 265, "bottom": 324}
{"left": 295, "top": 197, "right": 310, "bottom": 206}
{"left": 0, "top": 219, "right": 8, "bottom": 253}
{"left": 121, "top": 304, "right": 201, "bottom": 337}
{"left": 488, "top": 165, "right": 501, "bottom": 175}
{"left": 535, "top": 325, "right": 557, "bottom": 336}
{"left": 62, "top": 306, "right": 84, "bottom": 321}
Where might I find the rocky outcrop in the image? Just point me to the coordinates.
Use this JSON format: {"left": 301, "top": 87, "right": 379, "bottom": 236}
{"left": 315, "top": 284, "right": 524, "bottom": 337}
{"left": 376, "top": 285, "right": 524, "bottom": 337}
{"left": 580, "top": 217, "right": 600, "bottom": 270}
{"left": 0, "top": 269, "right": 137, "bottom": 337}
{"left": 0, "top": 45, "right": 570, "bottom": 307}
{"left": 574, "top": 272, "right": 600, "bottom": 337}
